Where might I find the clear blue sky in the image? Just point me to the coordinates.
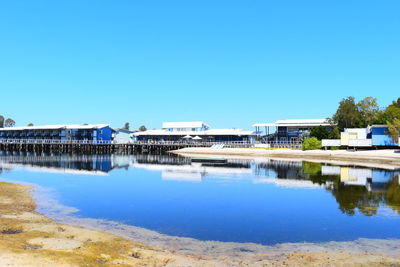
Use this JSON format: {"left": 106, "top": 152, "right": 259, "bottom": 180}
{"left": 0, "top": 1, "right": 398, "bottom": 130}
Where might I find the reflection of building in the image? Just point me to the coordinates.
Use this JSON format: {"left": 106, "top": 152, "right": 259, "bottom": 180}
{"left": 0, "top": 152, "right": 113, "bottom": 175}
{"left": 340, "top": 167, "right": 371, "bottom": 186}
{"left": 321, "top": 165, "right": 400, "bottom": 192}
{"left": 111, "top": 154, "right": 135, "bottom": 169}
{"left": 130, "top": 161, "right": 252, "bottom": 182}
{"left": 254, "top": 160, "right": 303, "bottom": 178}
{"left": 253, "top": 178, "right": 325, "bottom": 189}
{"left": 162, "top": 171, "right": 203, "bottom": 182}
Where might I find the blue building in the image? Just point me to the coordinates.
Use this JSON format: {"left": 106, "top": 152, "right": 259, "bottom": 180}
{"left": 371, "top": 125, "right": 398, "bottom": 147}
{"left": 0, "top": 124, "right": 113, "bottom": 143}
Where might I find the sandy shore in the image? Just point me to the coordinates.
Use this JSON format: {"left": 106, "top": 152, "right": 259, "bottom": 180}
{"left": 2, "top": 181, "right": 400, "bottom": 266}
{"left": 171, "top": 148, "right": 400, "bottom": 167}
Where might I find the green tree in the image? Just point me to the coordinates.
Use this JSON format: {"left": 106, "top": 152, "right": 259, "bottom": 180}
{"left": 330, "top": 126, "right": 340, "bottom": 139}
{"left": 27, "top": 123, "right": 34, "bottom": 126}
{"left": 377, "top": 97, "right": 400, "bottom": 124}
{"left": 123, "top": 122, "right": 130, "bottom": 130}
{"left": 302, "top": 137, "right": 322, "bottom": 150}
{"left": 357, "top": 96, "right": 380, "bottom": 126}
{"left": 4, "top": 118, "right": 15, "bottom": 127}
{"left": 310, "top": 126, "right": 330, "bottom": 140}
{"left": 0, "top": 115, "right": 4, "bottom": 128}
{"left": 387, "top": 118, "right": 400, "bottom": 144}
{"left": 138, "top": 125, "right": 147, "bottom": 131}
{"left": 332, "top": 97, "right": 363, "bottom": 130}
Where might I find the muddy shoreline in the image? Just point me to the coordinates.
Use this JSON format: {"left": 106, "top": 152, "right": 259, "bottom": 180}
{"left": 2, "top": 179, "right": 400, "bottom": 266}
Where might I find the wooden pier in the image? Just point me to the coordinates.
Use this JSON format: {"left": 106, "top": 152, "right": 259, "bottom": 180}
{"left": 0, "top": 139, "right": 254, "bottom": 154}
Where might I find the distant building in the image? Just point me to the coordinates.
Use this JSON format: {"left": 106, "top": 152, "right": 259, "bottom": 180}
{"left": 322, "top": 125, "right": 399, "bottom": 148}
{"left": 253, "top": 119, "right": 331, "bottom": 142}
{"left": 134, "top": 121, "right": 255, "bottom": 142}
{"left": 162, "top": 121, "right": 210, "bottom": 132}
{"left": 0, "top": 124, "right": 112, "bottom": 142}
{"left": 340, "top": 128, "right": 371, "bottom": 147}
{"left": 113, "top": 129, "right": 134, "bottom": 144}
{"left": 371, "top": 125, "right": 398, "bottom": 147}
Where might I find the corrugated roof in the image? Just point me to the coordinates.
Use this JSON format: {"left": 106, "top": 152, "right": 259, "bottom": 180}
{"left": 134, "top": 129, "right": 254, "bottom": 136}
{"left": 252, "top": 123, "right": 276, "bottom": 127}
{"left": 0, "top": 124, "right": 109, "bottom": 131}
{"left": 253, "top": 119, "right": 331, "bottom": 127}
{"left": 162, "top": 121, "right": 209, "bottom": 129}
{"left": 275, "top": 119, "right": 329, "bottom": 124}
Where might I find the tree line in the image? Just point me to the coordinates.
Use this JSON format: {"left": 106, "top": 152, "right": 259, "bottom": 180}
{"left": 310, "top": 96, "right": 400, "bottom": 143}
{"left": 0, "top": 116, "right": 16, "bottom": 128}
{"left": 122, "top": 122, "right": 147, "bottom": 132}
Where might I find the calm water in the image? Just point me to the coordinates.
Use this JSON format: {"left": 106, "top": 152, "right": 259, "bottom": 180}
{"left": 0, "top": 152, "right": 400, "bottom": 245}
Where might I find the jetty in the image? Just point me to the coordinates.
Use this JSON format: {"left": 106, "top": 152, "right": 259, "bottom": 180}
{"left": 0, "top": 139, "right": 253, "bottom": 154}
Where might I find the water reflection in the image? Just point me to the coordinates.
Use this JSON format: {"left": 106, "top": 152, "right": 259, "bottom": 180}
{"left": 0, "top": 152, "right": 113, "bottom": 175}
{"left": 255, "top": 160, "right": 400, "bottom": 216}
{"left": 0, "top": 151, "right": 399, "bottom": 218}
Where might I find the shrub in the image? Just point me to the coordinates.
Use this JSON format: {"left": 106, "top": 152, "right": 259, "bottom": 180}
{"left": 303, "top": 137, "right": 322, "bottom": 150}
{"left": 310, "top": 126, "right": 330, "bottom": 140}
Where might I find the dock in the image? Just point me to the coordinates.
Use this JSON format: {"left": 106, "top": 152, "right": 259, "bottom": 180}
{"left": 0, "top": 139, "right": 253, "bottom": 154}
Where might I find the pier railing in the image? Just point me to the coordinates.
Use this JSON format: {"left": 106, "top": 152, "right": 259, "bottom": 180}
{"left": 0, "top": 139, "right": 302, "bottom": 149}
{"left": 133, "top": 140, "right": 255, "bottom": 148}
{"left": 265, "top": 141, "right": 303, "bottom": 149}
{"left": 0, "top": 139, "right": 112, "bottom": 145}
{"left": 0, "top": 139, "right": 254, "bottom": 147}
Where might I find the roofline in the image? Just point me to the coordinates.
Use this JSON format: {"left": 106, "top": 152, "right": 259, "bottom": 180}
{"left": 371, "top": 124, "right": 389, "bottom": 128}
{"left": 161, "top": 121, "right": 210, "bottom": 129}
{"left": 134, "top": 129, "right": 255, "bottom": 136}
{"left": 0, "top": 124, "right": 110, "bottom": 131}
{"left": 253, "top": 119, "right": 334, "bottom": 128}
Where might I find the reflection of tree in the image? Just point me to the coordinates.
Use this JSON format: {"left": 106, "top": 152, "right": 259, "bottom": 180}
{"left": 386, "top": 175, "right": 400, "bottom": 215}
{"left": 330, "top": 183, "right": 385, "bottom": 216}
{"left": 301, "top": 162, "right": 389, "bottom": 216}
{"left": 302, "top": 162, "right": 321, "bottom": 175}
{"left": 302, "top": 162, "right": 341, "bottom": 185}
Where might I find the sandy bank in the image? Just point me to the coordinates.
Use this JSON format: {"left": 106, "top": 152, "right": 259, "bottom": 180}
{"left": 171, "top": 148, "right": 400, "bottom": 167}
{"left": 2, "top": 181, "right": 400, "bottom": 266}
{"left": 0, "top": 182, "right": 236, "bottom": 266}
